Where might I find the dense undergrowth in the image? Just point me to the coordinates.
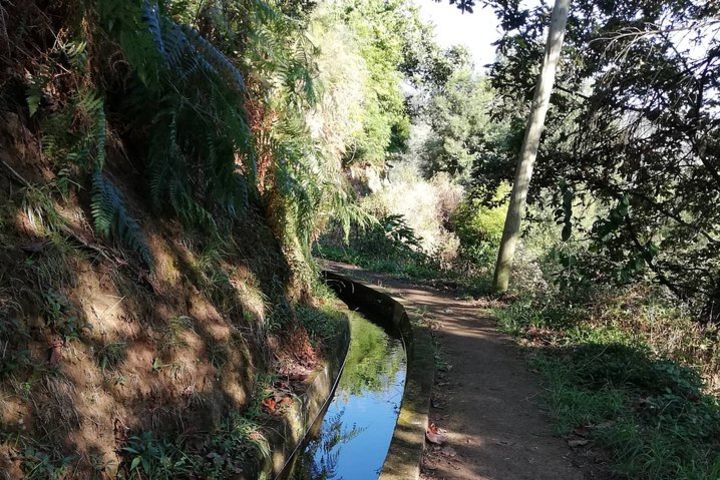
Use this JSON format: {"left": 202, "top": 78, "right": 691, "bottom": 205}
{"left": 315, "top": 178, "right": 513, "bottom": 298}
{"left": 496, "top": 286, "right": 720, "bottom": 479}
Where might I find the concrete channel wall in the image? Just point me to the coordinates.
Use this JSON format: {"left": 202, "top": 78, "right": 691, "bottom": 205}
{"left": 265, "top": 307, "right": 350, "bottom": 479}
{"left": 323, "top": 271, "right": 435, "bottom": 480}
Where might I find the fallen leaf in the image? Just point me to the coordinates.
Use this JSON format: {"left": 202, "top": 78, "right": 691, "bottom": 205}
{"left": 262, "top": 397, "right": 277, "bottom": 413}
{"left": 426, "top": 431, "right": 445, "bottom": 445}
{"left": 426, "top": 423, "right": 448, "bottom": 445}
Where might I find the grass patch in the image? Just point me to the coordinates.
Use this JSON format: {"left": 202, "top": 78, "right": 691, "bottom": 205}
{"left": 116, "top": 412, "right": 271, "bottom": 479}
{"left": 497, "top": 298, "right": 720, "bottom": 480}
{"left": 95, "top": 340, "right": 127, "bottom": 372}
{"left": 296, "top": 303, "right": 345, "bottom": 347}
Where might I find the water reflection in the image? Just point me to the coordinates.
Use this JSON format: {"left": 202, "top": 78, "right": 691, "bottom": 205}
{"left": 289, "top": 311, "right": 407, "bottom": 480}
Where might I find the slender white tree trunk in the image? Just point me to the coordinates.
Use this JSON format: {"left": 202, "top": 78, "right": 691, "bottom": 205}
{"left": 492, "top": 0, "right": 571, "bottom": 292}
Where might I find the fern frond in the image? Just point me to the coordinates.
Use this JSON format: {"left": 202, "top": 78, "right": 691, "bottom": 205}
{"left": 141, "top": 1, "right": 165, "bottom": 59}
{"left": 141, "top": 2, "right": 245, "bottom": 93}
{"left": 91, "top": 106, "right": 106, "bottom": 170}
{"left": 182, "top": 25, "right": 245, "bottom": 92}
{"left": 76, "top": 89, "right": 104, "bottom": 118}
{"left": 91, "top": 171, "right": 154, "bottom": 268}
{"left": 168, "top": 183, "right": 218, "bottom": 232}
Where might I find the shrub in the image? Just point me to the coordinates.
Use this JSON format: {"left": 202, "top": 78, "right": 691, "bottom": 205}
{"left": 451, "top": 184, "right": 508, "bottom": 267}
{"left": 363, "top": 163, "right": 462, "bottom": 256}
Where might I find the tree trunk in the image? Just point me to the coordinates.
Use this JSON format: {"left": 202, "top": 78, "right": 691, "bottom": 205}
{"left": 492, "top": 0, "right": 571, "bottom": 292}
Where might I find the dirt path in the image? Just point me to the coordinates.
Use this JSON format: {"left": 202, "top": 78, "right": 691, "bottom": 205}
{"left": 325, "top": 262, "right": 610, "bottom": 480}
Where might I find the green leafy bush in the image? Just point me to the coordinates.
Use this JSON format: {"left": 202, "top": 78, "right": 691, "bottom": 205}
{"left": 451, "top": 185, "right": 508, "bottom": 266}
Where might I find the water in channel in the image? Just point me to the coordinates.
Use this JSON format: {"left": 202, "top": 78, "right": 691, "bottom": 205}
{"left": 287, "top": 309, "right": 407, "bottom": 480}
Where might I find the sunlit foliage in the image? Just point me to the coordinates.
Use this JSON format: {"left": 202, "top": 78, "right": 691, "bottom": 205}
{"left": 473, "top": 0, "right": 720, "bottom": 318}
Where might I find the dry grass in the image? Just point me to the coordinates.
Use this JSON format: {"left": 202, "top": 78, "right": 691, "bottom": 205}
{"left": 363, "top": 164, "right": 463, "bottom": 260}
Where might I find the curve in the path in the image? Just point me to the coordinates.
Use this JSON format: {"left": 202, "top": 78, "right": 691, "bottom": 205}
{"left": 324, "top": 261, "right": 609, "bottom": 480}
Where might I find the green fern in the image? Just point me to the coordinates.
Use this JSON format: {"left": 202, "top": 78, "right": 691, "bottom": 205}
{"left": 65, "top": 90, "right": 106, "bottom": 169}
{"left": 144, "top": 111, "right": 220, "bottom": 231}
{"left": 91, "top": 171, "right": 153, "bottom": 268}
{"left": 94, "top": 0, "right": 356, "bottom": 268}
{"left": 96, "top": 0, "right": 258, "bottom": 229}
{"left": 42, "top": 86, "right": 154, "bottom": 268}
{"left": 80, "top": 93, "right": 151, "bottom": 265}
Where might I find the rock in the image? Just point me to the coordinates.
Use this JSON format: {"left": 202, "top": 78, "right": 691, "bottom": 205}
{"left": 567, "top": 439, "right": 590, "bottom": 448}
{"left": 440, "top": 446, "right": 457, "bottom": 457}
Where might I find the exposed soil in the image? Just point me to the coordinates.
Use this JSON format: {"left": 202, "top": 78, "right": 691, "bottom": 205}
{"left": 325, "top": 262, "right": 615, "bottom": 480}
{"left": 0, "top": 109, "right": 321, "bottom": 478}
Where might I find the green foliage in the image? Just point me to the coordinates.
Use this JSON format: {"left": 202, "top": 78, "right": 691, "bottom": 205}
{"left": 95, "top": 341, "right": 127, "bottom": 372}
{"left": 42, "top": 289, "right": 87, "bottom": 342}
{"left": 207, "top": 412, "right": 270, "bottom": 475}
{"left": 297, "top": 304, "right": 344, "bottom": 346}
{"left": 483, "top": 0, "right": 720, "bottom": 317}
{"left": 225, "top": 0, "right": 373, "bottom": 282}
{"left": 18, "top": 0, "right": 431, "bottom": 284}
{"left": 39, "top": 87, "right": 153, "bottom": 267}
{"left": 91, "top": 171, "right": 154, "bottom": 267}
{"left": 318, "top": 213, "right": 438, "bottom": 276}
{"left": 535, "top": 345, "right": 720, "bottom": 480}
{"left": 403, "top": 32, "right": 472, "bottom": 97}
{"left": 21, "top": 447, "right": 74, "bottom": 480}
{"left": 118, "top": 413, "right": 270, "bottom": 479}
{"left": 317, "top": 245, "right": 439, "bottom": 283}
{"left": 328, "top": 0, "right": 421, "bottom": 165}
{"left": 0, "top": 317, "right": 32, "bottom": 378}
{"left": 452, "top": 185, "right": 509, "bottom": 265}
{"left": 121, "top": 432, "right": 193, "bottom": 479}
{"left": 97, "top": 0, "right": 255, "bottom": 230}
{"left": 497, "top": 293, "right": 720, "bottom": 480}
{"left": 377, "top": 214, "right": 424, "bottom": 253}
{"left": 421, "top": 71, "right": 496, "bottom": 179}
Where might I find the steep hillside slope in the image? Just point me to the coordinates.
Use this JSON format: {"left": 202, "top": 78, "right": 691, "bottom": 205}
{"left": 0, "top": 1, "right": 344, "bottom": 478}
{"left": 0, "top": 109, "right": 340, "bottom": 479}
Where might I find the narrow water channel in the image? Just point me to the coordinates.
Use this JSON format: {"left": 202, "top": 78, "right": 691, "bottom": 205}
{"left": 285, "top": 309, "right": 407, "bottom": 480}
